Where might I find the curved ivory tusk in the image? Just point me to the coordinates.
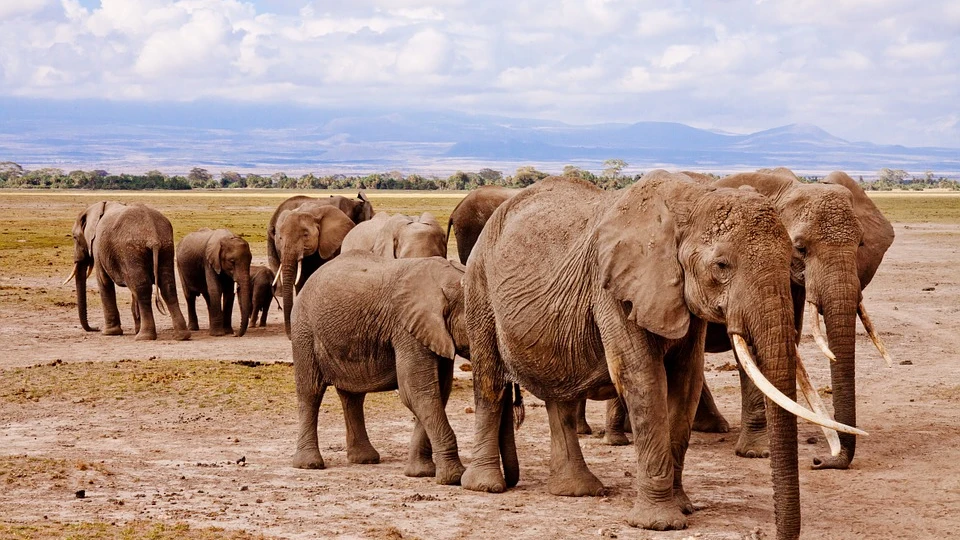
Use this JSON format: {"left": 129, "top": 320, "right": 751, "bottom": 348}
{"left": 295, "top": 260, "right": 302, "bottom": 287}
{"left": 807, "top": 302, "right": 837, "bottom": 362}
{"left": 795, "top": 351, "right": 842, "bottom": 456}
{"left": 86, "top": 264, "right": 94, "bottom": 279}
{"left": 273, "top": 267, "right": 282, "bottom": 287}
{"left": 731, "top": 334, "right": 867, "bottom": 437}
{"left": 62, "top": 264, "right": 78, "bottom": 286}
{"left": 858, "top": 302, "right": 894, "bottom": 367}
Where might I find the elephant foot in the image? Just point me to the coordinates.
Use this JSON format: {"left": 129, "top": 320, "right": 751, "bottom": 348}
{"left": 224, "top": 327, "right": 235, "bottom": 336}
{"left": 173, "top": 329, "right": 191, "bottom": 341}
{"left": 461, "top": 465, "right": 506, "bottom": 493}
{"left": 404, "top": 457, "right": 436, "bottom": 478}
{"left": 188, "top": 322, "right": 200, "bottom": 331}
{"left": 735, "top": 428, "right": 770, "bottom": 459}
{"left": 134, "top": 329, "right": 158, "bottom": 341}
{"left": 548, "top": 467, "right": 604, "bottom": 497}
{"left": 811, "top": 451, "right": 852, "bottom": 470}
{"left": 435, "top": 460, "right": 466, "bottom": 486}
{"left": 209, "top": 328, "right": 226, "bottom": 337}
{"left": 692, "top": 413, "right": 730, "bottom": 433}
{"left": 674, "top": 486, "right": 694, "bottom": 515}
{"left": 603, "top": 430, "right": 630, "bottom": 446}
{"left": 347, "top": 444, "right": 380, "bottom": 465}
{"left": 292, "top": 448, "right": 325, "bottom": 470}
{"left": 625, "top": 498, "right": 688, "bottom": 531}
{"left": 576, "top": 419, "right": 592, "bottom": 435}
{"left": 103, "top": 325, "right": 123, "bottom": 336}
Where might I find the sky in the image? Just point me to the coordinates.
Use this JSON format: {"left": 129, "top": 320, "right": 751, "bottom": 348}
{"left": 0, "top": 0, "right": 958, "bottom": 148}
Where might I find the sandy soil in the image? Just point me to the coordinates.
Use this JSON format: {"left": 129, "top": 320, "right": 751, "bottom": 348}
{"left": 2, "top": 223, "right": 959, "bottom": 539}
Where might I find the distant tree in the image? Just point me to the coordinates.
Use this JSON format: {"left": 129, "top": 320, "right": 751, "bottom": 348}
{"left": 602, "top": 159, "right": 627, "bottom": 179}
{"left": 0, "top": 161, "right": 24, "bottom": 185}
{"left": 221, "top": 171, "right": 243, "bottom": 188}
{"left": 477, "top": 168, "right": 503, "bottom": 185}
{"left": 877, "top": 168, "right": 908, "bottom": 184}
{"left": 246, "top": 174, "right": 270, "bottom": 188}
{"left": 188, "top": 167, "right": 212, "bottom": 188}
{"left": 512, "top": 166, "right": 548, "bottom": 187}
{"left": 562, "top": 165, "right": 597, "bottom": 184}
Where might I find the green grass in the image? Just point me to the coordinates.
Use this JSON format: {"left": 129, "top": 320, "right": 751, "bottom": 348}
{"left": 0, "top": 521, "right": 271, "bottom": 540}
{"left": 867, "top": 192, "right": 960, "bottom": 223}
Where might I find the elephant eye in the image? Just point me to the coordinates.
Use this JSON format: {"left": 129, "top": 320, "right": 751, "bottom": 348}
{"left": 794, "top": 244, "right": 807, "bottom": 257}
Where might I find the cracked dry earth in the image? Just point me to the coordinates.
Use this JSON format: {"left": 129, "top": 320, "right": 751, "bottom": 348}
{"left": 1, "top": 223, "right": 959, "bottom": 539}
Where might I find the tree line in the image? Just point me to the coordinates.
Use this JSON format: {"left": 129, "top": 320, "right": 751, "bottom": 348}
{"left": 0, "top": 161, "right": 956, "bottom": 191}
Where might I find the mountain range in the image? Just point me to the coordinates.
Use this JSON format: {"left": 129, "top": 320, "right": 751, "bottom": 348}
{"left": 1, "top": 98, "right": 957, "bottom": 177}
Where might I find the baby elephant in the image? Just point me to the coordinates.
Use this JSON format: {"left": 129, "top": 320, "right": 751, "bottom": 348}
{"left": 249, "top": 265, "right": 278, "bottom": 328}
{"left": 290, "top": 252, "right": 469, "bottom": 485}
{"left": 176, "top": 228, "right": 253, "bottom": 337}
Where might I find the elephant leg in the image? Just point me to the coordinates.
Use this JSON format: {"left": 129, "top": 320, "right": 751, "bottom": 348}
{"left": 692, "top": 380, "right": 731, "bottom": 433}
{"left": 336, "top": 389, "right": 380, "bottom": 465}
{"left": 205, "top": 288, "right": 225, "bottom": 337}
{"left": 665, "top": 334, "right": 705, "bottom": 515}
{"left": 735, "top": 358, "right": 769, "bottom": 459}
{"left": 221, "top": 283, "right": 235, "bottom": 336}
{"left": 398, "top": 352, "right": 463, "bottom": 485}
{"left": 292, "top": 345, "right": 327, "bottom": 470}
{"left": 603, "top": 397, "right": 630, "bottom": 446}
{"left": 186, "top": 293, "right": 200, "bottom": 331}
{"left": 575, "top": 399, "right": 592, "bottom": 435}
{"left": 97, "top": 268, "right": 123, "bottom": 336}
{"left": 545, "top": 399, "right": 604, "bottom": 497}
{"left": 131, "top": 295, "right": 141, "bottom": 335}
{"left": 259, "top": 307, "right": 268, "bottom": 328}
{"left": 133, "top": 284, "right": 157, "bottom": 341}
{"left": 158, "top": 273, "right": 189, "bottom": 341}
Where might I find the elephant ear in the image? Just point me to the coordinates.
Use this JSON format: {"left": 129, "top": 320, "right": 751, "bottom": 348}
{"left": 357, "top": 190, "right": 374, "bottom": 221}
{"left": 373, "top": 215, "right": 412, "bottom": 259}
{"left": 822, "top": 171, "right": 895, "bottom": 288}
{"left": 417, "top": 212, "right": 439, "bottom": 228}
{"left": 595, "top": 171, "right": 693, "bottom": 339}
{"left": 716, "top": 171, "right": 795, "bottom": 201}
{"left": 205, "top": 233, "right": 223, "bottom": 274}
{"left": 311, "top": 207, "right": 355, "bottom": 259}
{"left": 78, "top": 200, "right": 108, "bottom": 255}
{"left": 393, "top": 260, "right": 457, "bottom": 359}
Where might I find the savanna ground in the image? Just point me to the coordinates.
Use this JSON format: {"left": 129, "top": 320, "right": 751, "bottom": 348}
{"left": 1, "top": 189, "right": 959, "bottom": 539}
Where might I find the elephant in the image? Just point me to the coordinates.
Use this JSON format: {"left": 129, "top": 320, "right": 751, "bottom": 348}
{"left": 290, "top": 252, "right": 469, "bottom": 485}
{"left": 176, "top": 228, "right": 253, "bottom": 337}
{"left": 248, "top": 265, "right": 278, "bottom": 328}
{"left": 267, "top": 192, "right": 374, "bottom": 272}
{"left": 274, "top": 204, "right": 355, "bottom": 337}
{"left": 686, "top": 168, "right": 894, "bottom": 470}
{"left": 341, "top": 212, "right": 447, "bottom": 259}
{"left": 66, "top": 201, "right": 190, "bottom": 341}
{"left": 461, "top": 171, "right": 863, "bottom": 539}
{"left": 446, "top": 186, "right": 518, "bottom": 264}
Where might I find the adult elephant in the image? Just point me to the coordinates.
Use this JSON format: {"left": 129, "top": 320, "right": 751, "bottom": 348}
{"left": 461, "top": 172, "right": 863, "bottom": 539}
{"left": 66, "top": 201, "right": 190, "bottom": 341}
{"left": 690, "top": 169, "right": 894, "bottom": 470}
{"left": 447, "top": 186, "right": 518, "bottom": 264}
{"left": 291, "top": 252, "right": 469, "bottom": 485}
{"left": 342, "top": 212, "right": 447, "bottom": 259}
{"left": 267, "top": 192, "right": 373, "bottom": 273}
{"left": 274, "top": 205, "right": 355, "bottom": 336}
{"left": 176, "top": 228, "right": 253, "bottom": 337}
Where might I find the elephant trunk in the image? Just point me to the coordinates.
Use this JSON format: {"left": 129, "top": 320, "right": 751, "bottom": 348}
{"left": 235, "top": 271, "right": 252, "bottom": 337}
{"left": 75, "top": 260, "right": 97, "bottom": 332}
{"left": 281, "top": 254, "right": 299, "bottom": 338}
{"left": 811, "top": 251, "right": 860, "bottom": 469}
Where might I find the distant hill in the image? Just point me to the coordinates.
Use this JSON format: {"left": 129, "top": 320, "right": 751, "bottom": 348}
{"left": 0, "top": 98, "right": 957, "bottom": 177}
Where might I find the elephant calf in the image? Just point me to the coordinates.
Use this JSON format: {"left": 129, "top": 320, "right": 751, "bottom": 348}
{"left": 249, "top": 265, "right": 278, "bottom": 328}
{"left": 341, "top": 212, "right": 447, "bottom": 259}
{"left": 176, "top": 228, "right": 253, "bottom": 337}
{"left": 290, "top": 252, "right": 469, "bottom": 485}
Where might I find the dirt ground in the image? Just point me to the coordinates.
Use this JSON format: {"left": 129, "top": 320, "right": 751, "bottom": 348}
{"left": 2, "top": 219, "right": 960, "bottom": 538}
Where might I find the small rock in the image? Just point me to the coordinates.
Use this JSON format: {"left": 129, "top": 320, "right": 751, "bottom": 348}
{"left": 459, "top": 362, "right": 472, "bottom": 372}
{"left": 900, "top": 360, "right": 913, "bottom": 365}
{"left": 464, "top": 406, "right": 474, "bottom": 414}
{"left": 806, "top": 437, "right": 817, "bottom": 444}
{"left": 240, "top": 486, "right": 249, "bottom": 491}
{"left": 922, "top": 287, "right": 935, "bottom": 291}
{"left": 75, "top": 490, "right": 85, "bottom": 499}
{"left": 237, "top": 456, "right": 246, "bottom": 465}
{"left": 624, "top": 470, "right": 632, "bottom": 477}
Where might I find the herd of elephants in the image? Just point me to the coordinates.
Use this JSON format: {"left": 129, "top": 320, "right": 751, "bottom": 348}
{"left": 63, "top": 167, "right": 896, "bottom": 539}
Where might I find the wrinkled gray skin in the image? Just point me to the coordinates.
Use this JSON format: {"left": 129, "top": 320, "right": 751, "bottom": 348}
{"left": 176, "top": 228, "right": 253, "bottom": 337}
{"left": 685, "top": 169, "right": 894, "bottom": 470}
{"left": 463, "top": 172, "right": 803, "bottom": 539}
{"left": 248, "top": 265, "right": 278, "bottom": 328}
{"left": 275, "top": 205, "right": 355, "bottom": 337}
{"left": 341, "top": 212, "right": 447, "bottom": 259}
{"left": 447, "top": 186, "right": 518, "bottom": 264}
{"left": 267, "top": 192, "right": 374, "bottom": 273}
{"left": 70, "top": 201, "right": 190, "bottom": 341}
{"left": 291, "top": 252, "right": 470, "bottom": 485}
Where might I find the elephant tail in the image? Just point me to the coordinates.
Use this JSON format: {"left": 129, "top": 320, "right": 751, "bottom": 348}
{"left": 499, "top": 382, "right": 521, "bottom": 488}
{"left": 512, "top": 382, "right": 525, "bottom": 428}
{"left": 446, "top": 216, "right": 454, "bottom": 245}
{"left": 152, "top": 246, "right": 168, "bottom": 316}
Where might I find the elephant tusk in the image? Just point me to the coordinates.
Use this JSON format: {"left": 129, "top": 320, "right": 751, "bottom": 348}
{"left": 295, "top": 260, "right": 302, "bottom": 287}
{"left": 795, "top": 351, "right": 842, "bottom": 457}
{"left": 63, "top": 264, "right": 78, "bottom": 286}
{"left": 731, "top": 334, "right": 867, "bottom": 437}
{"left": 858, "top": 302, "right": 894, "bottom": 367}
{"left": 273, "top": 267, "right": 282, "bottom": 288}
{"left": 807, "top": 302, "right": 837, "bottom": 362}
{"left": 86, "top": 264, "right": 94, "bottom": 279}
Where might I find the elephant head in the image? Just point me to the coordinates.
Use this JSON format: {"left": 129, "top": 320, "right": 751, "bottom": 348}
{"left": 716, "top": 168, "right": 894, "bottom": 469}
{"left": 394, "top": 258, "right": 469, "bottom": 360}
{"left": 66, "top": 200, "right": 123, "bottom": 332}
{"left": 275, "top": 205, "right": 355, "bottom": 336}
{"left": 338, "top": 191, "right": 375, "bottom": 223}
{"left": 373, "top": 213, "right": 447, "bottom": 259}
{"left": 208, "top": 232, "right": 253, "bottom": 337}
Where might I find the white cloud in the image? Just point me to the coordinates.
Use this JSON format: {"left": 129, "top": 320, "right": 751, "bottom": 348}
{"left": 0, "top": 0, "right": 955, "bottom": 146}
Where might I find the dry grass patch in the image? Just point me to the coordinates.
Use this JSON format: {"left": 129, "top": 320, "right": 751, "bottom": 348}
{"left": 0, "top": 521, "right": 272, "bottom": 540}
{"left": 0, "top": 455, "right": 112, "bottom": 489}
